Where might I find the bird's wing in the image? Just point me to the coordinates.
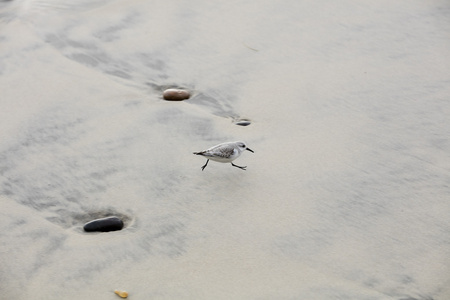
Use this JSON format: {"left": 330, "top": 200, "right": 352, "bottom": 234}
{"left": 211, "top": 144, "right": 236, "bottom": 158}
{"left": 195, "top": 150, "right": 214, "bottom": 157}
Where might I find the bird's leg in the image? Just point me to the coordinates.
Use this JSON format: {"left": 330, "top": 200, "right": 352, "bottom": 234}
{"left": 201, "top": 159, "right": 209, "bottom": 171}
{"left": 231, "top": 163, "right": 247, "bottom": 170}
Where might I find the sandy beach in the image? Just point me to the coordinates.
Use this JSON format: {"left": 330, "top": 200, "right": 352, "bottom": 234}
{"left": 1, "top": 0, "right": 450, "bottom": 299}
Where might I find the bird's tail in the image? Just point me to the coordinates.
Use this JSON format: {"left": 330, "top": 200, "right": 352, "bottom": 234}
{"left": 193, "top": 152, "right": 202, "bottom": 155}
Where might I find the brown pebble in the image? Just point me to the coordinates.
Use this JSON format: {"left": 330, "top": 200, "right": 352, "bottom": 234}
{"left": 163, "top": 89, "right": 190, "bottom": 101}
{"left": 114, "top": 290, "right": 128, "bottom": 298}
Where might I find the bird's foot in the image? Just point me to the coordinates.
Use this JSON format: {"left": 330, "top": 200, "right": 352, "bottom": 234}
{"left": 231, "top": 163, "right": 247, "bottom": 170}
{"left": 201, "top": 159, "right": 209, "bottom": 171}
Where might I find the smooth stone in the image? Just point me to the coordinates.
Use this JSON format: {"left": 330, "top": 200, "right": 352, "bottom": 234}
{"left": 114, "top": 290, "right": 128, "bottom": 298}
{"left": 83, "top": 216, "right": 124, "bottom": 232}
{"left": 235, "top": 119, "right": 251, "bottom": 126}
{"left": 163, "top": 88, "right": 190, "bottom": 101}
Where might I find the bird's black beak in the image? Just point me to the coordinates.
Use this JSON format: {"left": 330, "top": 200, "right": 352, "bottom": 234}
{"left": 246, "top": 148, "right": 254, "bottom": 153}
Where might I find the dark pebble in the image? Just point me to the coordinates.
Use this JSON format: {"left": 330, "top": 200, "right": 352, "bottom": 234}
{"left": 163, "top": 89, "right": 190, "bottom": 101}
{"left": 235, "top": 119, "right": 251, "bottom": 126}
{"left": 83, "top": 216, "right": 124, "bottom": 232}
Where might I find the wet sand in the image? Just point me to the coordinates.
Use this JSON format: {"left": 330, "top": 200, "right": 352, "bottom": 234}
{"left": 1, "top": 0, "right": 450, "bottom": 299}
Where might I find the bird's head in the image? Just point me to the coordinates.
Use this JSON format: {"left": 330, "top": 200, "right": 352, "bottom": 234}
{"left": 236, "top": 141, "right": 254, "bottom": 153}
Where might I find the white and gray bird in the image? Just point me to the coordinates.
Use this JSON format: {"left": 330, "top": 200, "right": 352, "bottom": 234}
{"left": 193, "top": 141, "right": 254, "bottom": 171}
